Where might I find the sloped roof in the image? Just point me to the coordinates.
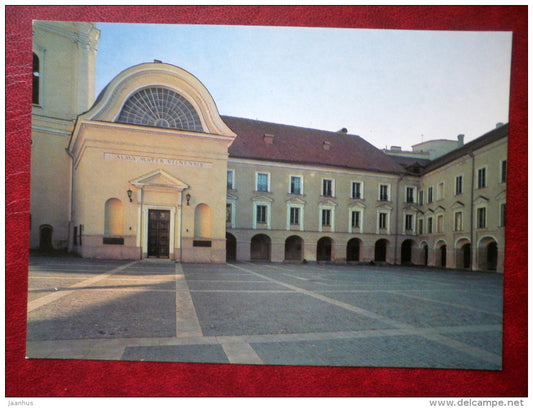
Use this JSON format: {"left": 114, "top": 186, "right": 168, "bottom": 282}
{"left": 422, "top": 123, "right": 508, "bottom": 174}
{"left": 388, "top": 156, "right": 432, "bottom": 175}
{"left": 222, "top": 116, "right": 405, "bottom": 174}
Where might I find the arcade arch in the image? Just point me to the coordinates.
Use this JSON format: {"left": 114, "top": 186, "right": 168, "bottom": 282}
{"left": 317, "top": 237, "right": 333, "bottom": 262}
{"left": 346, "top": 238, "right": 361, "bottom": 262}
{"left": 285, "top": 235, "right": 303, "bottom": 261}
{"left": 251, "top": 234, "right": 271, "bottom": 261}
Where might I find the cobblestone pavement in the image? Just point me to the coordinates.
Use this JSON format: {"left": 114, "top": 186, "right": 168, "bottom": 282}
{"left": 26, "top": 256, "right": 503, "bottom": 369}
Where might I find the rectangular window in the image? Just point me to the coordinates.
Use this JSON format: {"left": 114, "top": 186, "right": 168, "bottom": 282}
{"left": 437, "top": 182, "right": 445, "bottom": 200}
{"left": 477, "top": 207, "right": 486, "bottom": 229}
{"left": 428, "top": 186, "right": 433, "bottom": 204}
{"left": 322, "top": 209, "right": 331, "bottom": 227}
{"left": 418, "top": 218, "right": 424, "bottom": 234}
{"left": 379, "top": 212, "right": 387, "bottom": 229}
{"left": 256, "top": 205, "right": 267, "bottom": 224}
{"left": 322, "top": 179, "right": 333, "bottom": 197}
{"left": 351, "top": 210, "right": 361, "bottom": 228}
{"left": 405, "top": 214, "right": 413, "bottom": 231}
{"left": 256, "top": 173, "right": 269, "bottom": 192}
{"left": 501, "top": 160, "right": 507, "bottom": 183}
{"left": 477, "top": 167, "right": 486, "bottom": 189}
{"left": 437, "top": 214, "right": 444, "bottom": 233}
{"left": 406, "top": 187, "right": 414, "bottom": 203}
{"left": 227, "top": 170, "right": 234, "bottom": 190}
{"left": 379, "top": 184, "right": 389, "bottom": 201}
{"left": 500, "top": 203, "right": 506, "bottom": 227}
{"left": 454, "top": 211, "right": 463, "bottom": 231}
{"left": 351, "top": 182, "right": 362, "bottom": 199}
{"left": 455, "top": 175, "right": 463, "bottom": 195}
{"left": 418, "top": 190, "right": 424, "bottom": 206}
{"left": 290, "top": 176, "right": 302, "bottom": 195}
{"left": 428, "top": 217, "right": 433, "bottom": 234}
{"left": 290, "top": 207, "right": 300, "bottom": 225}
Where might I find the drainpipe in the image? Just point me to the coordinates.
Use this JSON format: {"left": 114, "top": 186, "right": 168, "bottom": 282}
{"left": 469, "top": 151, "right": 475, "bottom": 271}
{"left": 394, "top": 173, "right": 405, "bottom": 265}
{"left": 179, "top": 190, "right": 184, "bottom": 263}
{"left": 139, "top": 187, "right": 144, "bottom": 260}
{"left": 65, "top": 147, "right": 74, "bottom": 253}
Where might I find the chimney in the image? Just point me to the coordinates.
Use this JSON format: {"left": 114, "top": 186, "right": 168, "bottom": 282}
{"left": 337, "top": 128, "right": 348, "bottom": 134}
{"left": 263, "top": 133, "right": 274, "bottom": 145}
{"left": 457, "top": 134, "right": 465, "bottom": 147}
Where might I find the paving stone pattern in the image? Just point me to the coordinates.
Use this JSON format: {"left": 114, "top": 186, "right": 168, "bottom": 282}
{"left": 26, "top": 256, "right": 503, "bottom": 369}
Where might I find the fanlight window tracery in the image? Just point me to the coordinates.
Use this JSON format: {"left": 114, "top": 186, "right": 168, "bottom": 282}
{"left": 117, "top": 87, "right": 203, "bottom": 131}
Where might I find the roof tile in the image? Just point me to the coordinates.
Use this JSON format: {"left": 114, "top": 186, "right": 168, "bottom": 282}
{"left": 222, "top": 116, "right": 405, "bottom": 174}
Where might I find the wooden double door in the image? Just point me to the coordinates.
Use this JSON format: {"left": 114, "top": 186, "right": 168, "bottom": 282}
{"left": 148, "top": 209, "right": 171, "bottom": 258}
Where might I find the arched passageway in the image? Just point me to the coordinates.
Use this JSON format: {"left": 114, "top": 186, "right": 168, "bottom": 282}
{"left": 317, "top": 237, "right": 333, "bottom": 262}
{"left": 39, "top": 225, "right": 53, "bottom": 251}
{"left": 456, "top": 241, "right": 471, "bottom": 269}
{"left": 285, "top": 235, "right": 303, "bottom": 261}
{"left": 346, "top": 238, "right": 361, "bottom": 262}
{"left": 487, "top": 242, "right": 498, "bottom": 271}
{"left": 250, "top": 234, "right": 271, "bottom": 261}
{"left": 422, "top": 244, "right": 429, "bottom": 266}
{"left": 439, "top": 244, "right": 447, "bottom": 267}
{"left": 226, "top": 233, "right": 237, "bottom": 261}
{"left": 401, "top": 239, "right": 415, "bottom": 265}
{"left": 478, "top": 237, "right": 498, "bottom": 271}
{"left": 374, "top": 239, "right": 388, "bottom": 262}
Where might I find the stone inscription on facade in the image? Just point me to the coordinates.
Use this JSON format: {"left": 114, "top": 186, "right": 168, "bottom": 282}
{"left": 104, "top": 153, "right": 213, "bottom": 168}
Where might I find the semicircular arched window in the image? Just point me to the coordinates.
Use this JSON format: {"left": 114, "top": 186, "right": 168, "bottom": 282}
{"left": 117, "top": 87, "right": 203, "bottom": 132}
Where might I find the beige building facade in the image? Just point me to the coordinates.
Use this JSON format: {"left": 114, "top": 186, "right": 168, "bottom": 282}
{"left": 31, "top": 21, "right": 507, "bottom": 272}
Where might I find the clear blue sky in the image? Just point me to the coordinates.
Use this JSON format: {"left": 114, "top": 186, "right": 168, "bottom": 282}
{"left": 95, "top": 22, "right": 512, "bottom": 150}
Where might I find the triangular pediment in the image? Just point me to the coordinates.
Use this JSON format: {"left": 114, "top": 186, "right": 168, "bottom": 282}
{"left": 129, "top": 169, "right": 189, "bottom": 191}
{"left": 495, "top": 190, "right": 506, "bottom": 201}
{"left": 376, "top": 202, "right": 393, "bottom": 211}
{"left": 286, "top": 197, "right": 307, "bottom": 205}
{"left": 451, "top": 201, "right": 465, "bottom": 210}
{"left": 473, "top": 195, "right": 490, "bottom": 206}
{"left": 403, "top": 204, "right": 418, "bottom": 212}
{"left": 435, "top": 205, "right": 446, "bottom": 213}
{"left": 227, "top": 192, "right": 239, "bottom": 201}
{"left": 251, "top": 195, "right": 274, "bottom": 203}
{"left": 349, "top": 201, "right": 366, "bottom": 210}
{"left": 319, "top": 199, "right": 338, "bottom": 207}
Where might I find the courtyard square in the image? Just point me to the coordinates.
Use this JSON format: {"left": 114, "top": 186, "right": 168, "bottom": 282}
{"left": 26, "top": 256, "right": 503, "bottom": 369}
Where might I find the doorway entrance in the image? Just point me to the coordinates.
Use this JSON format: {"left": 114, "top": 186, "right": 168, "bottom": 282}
{"left": 39, "top": 225, "right": 53, "bottom": 251}
{"left": 148, "top": 209, "right": 170, "bottom": 258}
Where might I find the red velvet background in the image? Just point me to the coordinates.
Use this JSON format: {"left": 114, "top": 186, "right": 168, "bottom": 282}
{"left": 5, "top": 6, "right": 527, "bottom": 397}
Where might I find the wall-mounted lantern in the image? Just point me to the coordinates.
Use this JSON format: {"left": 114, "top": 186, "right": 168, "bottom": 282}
{"left": 186, "top": 192, "right": 191, "bottom": 206}
{"left": 127, "top": 189, "right": 133, "bottom": 202}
